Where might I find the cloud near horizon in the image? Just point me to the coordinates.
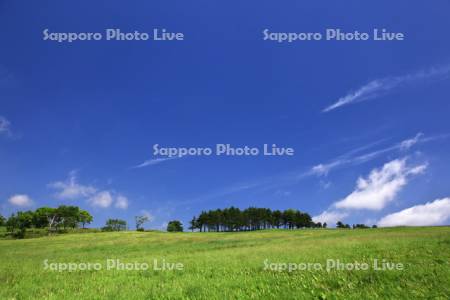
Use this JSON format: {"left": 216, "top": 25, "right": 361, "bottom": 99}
{"left": 323, "top": 64, "right": 450, "bottom": 112}
{"left": 312, "top": 210, "right": 349, "bottom": 225}
{"left": 49, "top": 171, "right": 129, "bottom": 209}
{"left": 195, "top": 133, "right": 438, "bottom": 206}
{"left": 334, "top": 158, "right": 427, "bottom": 210}
{"left": 313, "top": 158, "right": 427, "bottom": 225}
{"left": 378, "top": 198, "right": 450, "bottom": 227}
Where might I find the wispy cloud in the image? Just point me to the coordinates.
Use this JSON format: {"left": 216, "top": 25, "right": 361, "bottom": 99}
{"left": 48, "top": 171, "right": 97, "bottom": 200}
{"left": 131, "top": 157, "right": 178, "bottom": 169}
{"left": 310, "top": 132, "right": 438, "bottom": 176}
{"left": 378, "top": 197, "right": 450, "bottom": 227}
{"left": 185, "top": 133, "right": 441, "bottom": 206}
{"left": 48, "top": 171, "right": 130, "bottom": 209}
{"left": 135, "top": 205, "right": 174, "bottom": 230}
{"left": 0, "top": 116, "right": 11, "bottom": 136}
{"left": 139, "top": 209, "right": 155, "bottom": 222}
{"left": 114, "top": 195, "right": 129, "bottom": 209}
{"left": 0, "top": 65, "right": 16, "bottom": 88}
{"left": 399, "top": 132, "right": 424, "bottom": 150}
{"left": 323, "top": 64, "right": 450, "bottom": 112}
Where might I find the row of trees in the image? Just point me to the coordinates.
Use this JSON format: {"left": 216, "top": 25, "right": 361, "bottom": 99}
{"left": 2, "top": 206, "right": 93, "bottom": 238}
{"left": 0, "top": 209, "right": 379, "bottom": 238}
{"left": 188, "top": 207, "right": 321, "bottom": 232}
{"left": 336, "top": 221, "right": 376, "bottom": 229}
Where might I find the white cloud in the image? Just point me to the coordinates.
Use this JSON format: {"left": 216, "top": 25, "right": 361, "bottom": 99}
{"left": 334, "top": 159, "right": 427, "bottom": 211}
{"left": 378, "top": 198, "right": 450, "bottom": 227}
{"left": 323, "top": 80, "right": 383, "bottom": 112}
{"left": 0, "top": 116, "right": 11, "bottom": 136}
{"left": 48, "top": 171, "right": 129, "bottom": 210}
{"left": 310, "top": 133, "right": 431, "bottom": 177}
{"left": 88, "top": 191, "right": 113, "bottom": 208}
{"left": 312, "top": 210, "right": 348, "bottom": 225}
{"left": 323, "top": 64, "right": 450, "bottom": 112}
{"left": 311, "top": 161, "right": 344, "bottom": 176}
{"left": 140, "top": 210, "right": 154, "bottom": 222}
{"left": 189, "top": 132, "right": 442, "bottom": 206}
{"left": 8, "top": 194, "right": 33, "bottom": 207}
{"left": 48, "top": 171, "right": 97, "bottom": 200}
{"left": 132, "top": 157, "right": 177, "bottom": 169}
{"left": 400, "top": 133, "right": 424, "bottom": 150}
{"left": 115, "top": 195, "right": 129, "bottom": 209}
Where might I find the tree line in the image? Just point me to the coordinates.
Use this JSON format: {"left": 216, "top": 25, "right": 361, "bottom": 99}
{"left": 1, "top": 206, "right": 93, "bottom": 238}
{"left": 188, "top": 207, "right": 322, "bottom": 232}
{"left": 336, "top": 221, "right": 377, "bottom": 229}
{"left": 0, "top": 207, "right": 378, "bottom": 238}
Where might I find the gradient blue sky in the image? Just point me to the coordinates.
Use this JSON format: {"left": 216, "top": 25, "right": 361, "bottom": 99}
{"left": 1, "top": 1, "right": 450, "bottom": 229}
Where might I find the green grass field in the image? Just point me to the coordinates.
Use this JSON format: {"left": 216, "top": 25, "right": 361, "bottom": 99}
{"left": 1, "top": 227, "right": 449, "bottom": 299}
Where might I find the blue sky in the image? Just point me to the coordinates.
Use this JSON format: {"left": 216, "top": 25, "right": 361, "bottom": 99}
{"left": 1, "top": 1, "right": 450, "bottom": 229}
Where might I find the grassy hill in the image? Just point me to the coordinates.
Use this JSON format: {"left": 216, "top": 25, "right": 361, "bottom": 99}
{"left": 1, "top": 227, "right": 449, "bottom": 299}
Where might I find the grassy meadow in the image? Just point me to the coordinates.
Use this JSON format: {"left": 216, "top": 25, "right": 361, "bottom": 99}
{"left": 1, "top": 227, "right": 449, "bottom": 299}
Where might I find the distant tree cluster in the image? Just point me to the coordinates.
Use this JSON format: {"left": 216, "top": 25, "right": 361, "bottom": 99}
{"left": 188, "top": 207, "right": 321, "bottom": 232}
{"left": 4, "top": 206, "right": 93, "bottom": 238}
{"left": 336, "top": 221, "right": 377, "bottom": 229}
{"left": 336, "top": 221, "right": 351, "bottom": 229}
{"left": 167, "top": 220, "right": 183, "bottom": 232}
{"left": 102, "top": 219, "right": 127, "bottom": 231}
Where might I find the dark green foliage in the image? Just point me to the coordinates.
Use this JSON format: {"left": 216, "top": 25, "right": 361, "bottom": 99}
{"left": 5, "top": 206, "right": 94, "bottom": 238}
{"left": 102, "top": 219, "right": 127, "bottom": 231}
{"left": 352, "top": 223, "right": 370, "bottom": 229}
{"left": 6, "top": 211, "right": 34, "bottom": 239}
{"left": 336, "top": 221, "right": 352, "bottom": 229}
{"left": 79, "top": 210, "right": 93, "bottom": 229}
{"left": 167, "top": 220, "right": 183, "bottom": 232}
{"left": 191, "top": 207, "right": 313, "bottom": 232}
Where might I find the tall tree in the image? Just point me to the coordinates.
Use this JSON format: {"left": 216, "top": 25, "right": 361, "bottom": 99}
{"left": 271, "top": 210, "right": 283, "bottom": 229}
{"left": 135, "top": 215, "right": 149, "bottom": 231}
{"left": 188, "top": 216, "right": 198, "bottom": 232}
{"left": 79, "top": 210, "right": 93, "bottom": 229}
